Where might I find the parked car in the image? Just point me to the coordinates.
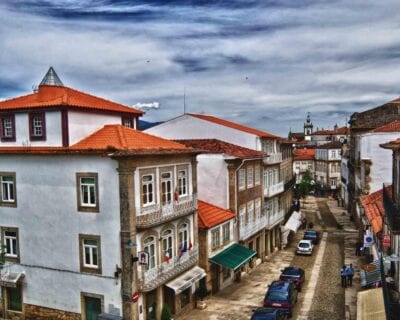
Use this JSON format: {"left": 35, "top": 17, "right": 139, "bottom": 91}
{"left": 279, "top": 267, "right": 305, "bottom": 292}
{"left": 250, "top": 307, "right": 288, "bottom": 320}
{"left": 296, "top": 240, "right": 313, "bottom": 256}
{"left": 263, "top": 280, "right": 298, "bottom": 318}
{"left": 303, "top": 230, "right": 320, "bottom": 244}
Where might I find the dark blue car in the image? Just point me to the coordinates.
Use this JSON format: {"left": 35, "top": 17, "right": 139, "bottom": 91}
{"left": 263, "top": 281, "right": 297, "bottom": 318}
{"left": 303, "top": 230, "right": 320, "bottom": 244}
{"left": 250, "top": 307, "right": 288, "bottom": 320}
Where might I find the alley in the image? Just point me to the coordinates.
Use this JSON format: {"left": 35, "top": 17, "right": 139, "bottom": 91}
{"left": 176, "top": 196, "right": 360, "bottom": 320}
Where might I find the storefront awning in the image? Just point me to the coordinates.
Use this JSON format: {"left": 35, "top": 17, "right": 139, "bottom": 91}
{"left": 209, "top": 243, "right": 257, "bottom": 271}
{"left": 357, "top": 287, "right": 385, "bottom": 320}
{"left": 0, "top": 272, "right": 24, "bottom": 288}
{"left": 283, "top": 211, "right": 303, "bottom": 232}
{"left": 165, "top": 266, "right": 206, "bottom": 294}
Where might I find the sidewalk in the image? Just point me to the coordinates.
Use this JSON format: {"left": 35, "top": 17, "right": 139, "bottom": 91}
{"left": 326, "top": 198, "right": 362, "bottom": 320}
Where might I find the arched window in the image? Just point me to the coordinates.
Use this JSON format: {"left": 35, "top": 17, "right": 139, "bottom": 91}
{"left": 178, "top": 223, "right": 189, "bottom": 253}
{"left": 161, "top": 229, "right": 174, "bottom": 262}
{"left": 144, "top": 236, "right": 156, "bottom": 270}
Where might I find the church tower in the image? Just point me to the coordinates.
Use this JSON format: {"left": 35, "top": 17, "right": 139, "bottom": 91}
{"left": 304, "top": 112, "right": 313, "bottom": 141}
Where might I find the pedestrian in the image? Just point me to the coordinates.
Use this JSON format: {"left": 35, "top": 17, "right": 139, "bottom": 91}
{"left": 355, "top": 242, "right": 361, "bottom": 256}
{"left": 340, "top": 265, "right": 347, "bottom": 288}
{"left": 346, "top": 264, "right": 354, "bottom": 287}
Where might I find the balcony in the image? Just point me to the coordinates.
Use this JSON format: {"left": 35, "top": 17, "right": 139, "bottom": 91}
{"left": 264, "top": 181, "right": 284, "bottom": 198}
{"left": 266, "top": 209, "right": 285, "bottom": 229}
{"left": 138, "top": 244, "right": 198, "bottom": 292}
{"left": 264, "top": 152, "right": 282, "bottom": 165}
{"left": 239, "top": 216, "right": 267, "bottom": 240}
{"left": 284, "top": 176, "right": 296, "bottom": 191}
{"left": 383, "top": 185, "right": 400, "bottom": 232}
{"left": 136, "top": 194, "right": 197, "bottom": 228}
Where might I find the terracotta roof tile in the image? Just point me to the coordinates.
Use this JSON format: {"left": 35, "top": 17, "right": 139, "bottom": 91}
{"left": 360, "top": 186, "right": 392, "bottom": 235}
{"left": 0, "top": 125, "right": 192, "bottom": 155}
{"left": 293, "top": 148, "right": 315, "bottom": 160}
{"left": 0, "top": 85, "right": 143, "bottom": 115}
{"left": 198, "top": 200, "right": 236, "bottom": 228}
{"left": 187, "top": 113, "right": 279, "bottom": 139}
{"left": 176, "top": 139, "right": 266, "bottom": 159}
{"left": 380, "top": 138, "right": 400, "bottom": 149}
{"left": 71, "top": 125, "right": 189, "bottom": 151}
{"left": 372, "top": 120, "right": 400, "bottom": 133}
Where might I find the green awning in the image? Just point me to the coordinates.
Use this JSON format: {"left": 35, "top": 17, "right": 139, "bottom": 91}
{"left": 209, "top": 243, "right": 257, "bottom": 270}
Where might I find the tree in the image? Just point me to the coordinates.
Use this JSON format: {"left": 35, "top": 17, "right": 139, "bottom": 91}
{"left": 298, "top": 170, "right": 313, "bottom": 205}
{"left": 161, "top": 304, "right": 172, "bottom": 320}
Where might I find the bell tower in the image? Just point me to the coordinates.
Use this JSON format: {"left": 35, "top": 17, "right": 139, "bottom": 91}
{"left": 304, "top": 112, "right": 313, "bottom": 141}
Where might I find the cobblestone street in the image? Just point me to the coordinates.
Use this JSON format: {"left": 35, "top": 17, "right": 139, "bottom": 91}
{"left": 176, "top": 196, "right": 363, "bottom": 320}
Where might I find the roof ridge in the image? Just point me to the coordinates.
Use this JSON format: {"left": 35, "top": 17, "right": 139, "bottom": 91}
{"left": 64, "top": 87, "right": 143, "bottom": 114}
{"left": 116, "top": 125, "right": 128, "bottom": 149}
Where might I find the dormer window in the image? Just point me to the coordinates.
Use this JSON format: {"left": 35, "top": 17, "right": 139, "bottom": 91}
{"left": 0, "top": 114, "right": 16, "bottom": 142}
{"left": 122, "top": 117, "right": 134, "bottom": 128}
{"left": 29, "top": 112, "right": 46, "bottom": 141}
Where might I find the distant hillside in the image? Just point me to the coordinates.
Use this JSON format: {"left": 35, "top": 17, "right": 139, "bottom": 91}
{"left": 139, "top": 120, "right": 163, "bottom": 130}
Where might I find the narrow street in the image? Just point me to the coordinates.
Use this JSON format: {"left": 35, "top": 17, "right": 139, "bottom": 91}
{"left": 176, "top": 196, "right": 360, "bottom": 320}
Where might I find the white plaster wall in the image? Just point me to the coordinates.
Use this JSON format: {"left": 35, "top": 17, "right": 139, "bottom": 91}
{"left": 196, "top": 154, "right": 228, "bottom": 209}
{"left": 146, "top": 115, "right": 259, "bottom": 150}
{"left": 1, "top": 111, "right": 62, "bottom": 146}
{"left": 0, "top": 155, "right": 122, "bottom": 314}
{"left": 360, "top": 132, "right": 400, "bottom": 193}
{"left": 207, "top": 221, "right": 235, "bottom": 258}
{"left": 328, "top": 149, "right": 341, "bottom": 161}
{"left": 68, "top": 111, "right": 122, "bottom": 145}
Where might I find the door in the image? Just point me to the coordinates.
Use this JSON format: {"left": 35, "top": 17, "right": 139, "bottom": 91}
{"left": 211, "top": 264, "right": 219, "bottom": 293}
{"left": 146, "top": 290, "right": 157, "bottom": 320}
{"left": 84, "top": 296, "right": 101, "bottom": 320}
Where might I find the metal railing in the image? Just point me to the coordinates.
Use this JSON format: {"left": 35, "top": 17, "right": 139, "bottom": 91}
{"left": 138, "top": 244, "right": 198, "bottom": 292}
{"left": 136, "top": 194, "right": 197, "bottom": 228}
{"left": 263, "top": 152, "right": 282, "bottom": 165}
{"left": 264, "top": 181, "right": 284, "bottom": 197}
{"left": 284, "top": 175, "right": 296, "bottom": 190}
{"left": 382, "top": 185, "right": 400, "bottom": 232}
{"left": 266, "top": 209, "right": 285, "bottom": 229}
{"left": 239, "top": 216, "right": 267, "bottom": 240}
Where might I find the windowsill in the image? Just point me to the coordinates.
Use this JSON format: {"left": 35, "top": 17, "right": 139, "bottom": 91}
{"left": 78, "top": 205, "right": 99, "bottom": 213}
{"left": 30, "top": 136, "right": 46, "bottom": 141}
{"left": 0, "top": 201, "right": 17, "bottom": 208}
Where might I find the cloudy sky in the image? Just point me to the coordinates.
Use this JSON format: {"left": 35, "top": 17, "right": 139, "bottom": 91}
{"left": 1, "top": 0, "right": 400, "bottom": 136}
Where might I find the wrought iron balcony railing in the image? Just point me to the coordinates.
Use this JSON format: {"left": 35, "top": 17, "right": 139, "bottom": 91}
{"left": 263, "top": 152, "right": 283, "bottom": 165}
{"left": 239, "top": 216, "right": 267, "bottom": 240}
{"left": 266, "top": 209, "right": 285, "bottom": 229}
{"left": 264, "top": 181, "right": 284, "bottom": 198}
{"left": 138, "top": 244, "right": 198, "bottom": 292}
{"left": 136, "top": 194, "right": 197, "bottom": 228}
{"left": 284, "top": 175, "right": 296, "bottom": 190}
{"left": 382, "top": 185, "right": 400, "bottom": 232}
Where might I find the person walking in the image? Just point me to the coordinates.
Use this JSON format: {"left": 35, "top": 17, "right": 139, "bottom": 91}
{"left": 340, "top": 265, "right": 347, "bottom": 288}
{"left": 346, "top": 264, "right": 354, "bottom": 287}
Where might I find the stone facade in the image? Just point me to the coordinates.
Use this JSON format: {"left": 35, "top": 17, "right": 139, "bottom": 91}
{"left": 24, "top": 304, "right": 80, "bottom": 320}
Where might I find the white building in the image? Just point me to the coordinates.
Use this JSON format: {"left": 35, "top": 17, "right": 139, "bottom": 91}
{"left": 0, "top": 69, "right": 202, "bottom": 320}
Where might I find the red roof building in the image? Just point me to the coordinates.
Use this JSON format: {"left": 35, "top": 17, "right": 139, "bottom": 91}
{"left": 198, "top": 200, "right": 236, "bottom": 228}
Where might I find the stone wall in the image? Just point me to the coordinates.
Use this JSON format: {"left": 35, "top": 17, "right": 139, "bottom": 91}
{"left": 24, "top": 304, "right": 81, "bottom": 320}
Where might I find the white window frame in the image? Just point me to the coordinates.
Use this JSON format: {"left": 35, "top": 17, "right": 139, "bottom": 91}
{"left": 247, "top": 201, "right": 254, "bottom": 223}
{"left": 142, "top": 174, "right": 155, "bottom": 206}
{"left": 3, "top": 118, "right": 13, "bottom": 138}
{"left": 255, "top": 198, "right": 261, "bottom": 219}
{"left": 80, "top": 176, "right": 97, "bottom": 207}
{"left": 4, "top": 230, "right": 17, "bottom": 258}
{"left": 32, "top": 115, "right": 43, "bottom": 137}
{"left": 211, "top": 228, "right": 220, "bottom": 249}
{"left": 161, "top": 229, "right": 174, "bottom": 261}
{"left": 238, "top": 169, "right": 245, "bottom": 190}
{"left": 144, "top": 236, "right": 156, "bottom": 270}
{"left": 1, "top": 175, "right": 15, "bottom": 203}
{"left": 177, "top": 169, "right": 188, "bottom": 197}
{"left": 247, "top": 167, "right": 254, "bottom": 188}
{"left": 255, "top": 165, "right": 261, "bottom": 185}
{"left": 83, "top": 239, "right": 99, "bottom": 269}
{"left": 161, "top": 171, "right": 173, "bottom": 205}
{"left": 179, "top": 223, "right": 189, "bottom": 252}
{"left": 222, "top": 223, "right": 230, "bottom": 243}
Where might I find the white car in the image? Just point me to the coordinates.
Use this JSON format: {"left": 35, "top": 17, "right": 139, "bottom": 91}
{"left": 296, "top": 239, "right": 313, "bottom": 256}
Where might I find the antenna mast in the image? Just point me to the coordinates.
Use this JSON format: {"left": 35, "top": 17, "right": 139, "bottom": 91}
{"left": 183, "top": 87, "right": 186, "bottom": 114}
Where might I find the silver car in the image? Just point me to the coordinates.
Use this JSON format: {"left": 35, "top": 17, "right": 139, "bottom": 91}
{"left": 296, "top": 239, "right": 313, "bottom": 256}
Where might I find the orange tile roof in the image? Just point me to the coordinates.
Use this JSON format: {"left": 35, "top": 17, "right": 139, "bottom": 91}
{"left": 0, "top": 85, "right": 143, "bottom": 115}
{"left": 187, "top": 113, "right": 279, "bottom": 139}
{"left": 360, "top": 186, "right": 392, "bottom": 235}
{"left": 0, "top": 125, "right": 193, "bottom": 156}
{"left": 372, "top": 120, "right": 400, "bottom": 133}
{"left": 176, "top": 139, "right": 266, "bottom": 159}
{"left": 380, "top": 138, "right": 400, "bottom": 149}
{"left": 198, "top": 200, "right": 236, "bottom": 228}
{"left": 71, "top": 125, "right": 188, "bottom": 151}
{"left": 293, "top": 148, "right": 315, "bottom": 160}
